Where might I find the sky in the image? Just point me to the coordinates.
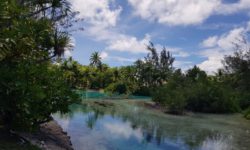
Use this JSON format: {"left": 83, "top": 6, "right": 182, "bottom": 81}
{"left": 67, "top": 0, "right": 250, "bottom": 74}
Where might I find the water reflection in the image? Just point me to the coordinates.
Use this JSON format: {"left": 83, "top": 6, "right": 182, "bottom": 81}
{"left": 53, "top": 101, "right": 250, "bottom": 150}
{"left": 201, "top": 135, "right": 232, "bottom": 150}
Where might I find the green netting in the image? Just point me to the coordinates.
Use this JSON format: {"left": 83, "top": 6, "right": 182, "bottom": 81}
{"left": 75, "top": 90, "right": 150, "bottom": 100}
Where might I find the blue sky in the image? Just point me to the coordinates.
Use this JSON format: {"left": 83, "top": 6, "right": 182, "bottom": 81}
{"left": 67, "top": 0, "right": 250, "bottom": 74}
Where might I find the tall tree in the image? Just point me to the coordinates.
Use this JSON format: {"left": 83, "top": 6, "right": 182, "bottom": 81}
{"left": 0, "top": 0, "right": 80, "bottom": 130}
{"left": 146, "top": 42, "right": 159, "bottom": 67}
{"left": 134, "top": 42, "right": 175, "bottom": 88}
{"left": 223, "top": 49, "right": 250, "bottom": 91}
{"left": 222, "top": 40, "right": 250, "bottom": 109}
{"left": 186, "top": 65, "right": 207, "bottom": 82}
{"left": 90, "top": 52, "right": 102, "bottom": 69}
{"left": 160, "top": 47, "right": 175, "bottom": 83}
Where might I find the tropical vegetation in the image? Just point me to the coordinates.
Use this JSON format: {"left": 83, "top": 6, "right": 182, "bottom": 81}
{"left": 59, "top": 41, "right": 250, "bottom": 118}
{"left": 0, "top": 0, "right": 80, "bottom": 130}
{"left": 1, "top": 0, "right": 250, "bottom": 140}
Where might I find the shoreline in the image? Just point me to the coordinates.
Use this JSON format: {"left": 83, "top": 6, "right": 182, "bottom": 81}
{"left": 19, "top": 120, "right": 73, "bottom": 150}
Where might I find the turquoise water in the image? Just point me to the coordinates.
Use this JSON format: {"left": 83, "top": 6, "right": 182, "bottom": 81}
{"left": 53, "top": 100, "right": 250, "bottom": 150}
{"left": 76, "top": 90, "right": 150, "bottom": 100}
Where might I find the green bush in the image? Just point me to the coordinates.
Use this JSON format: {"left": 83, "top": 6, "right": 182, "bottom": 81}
{"left": 237, "top": 92, "right": 250, "bottom": 110}
{"left": 133, "top": 86, "right": 152, "bottom": 96}
{"left": 152, "top": 85, "right": 186, "bottom": 114}
{"left": 152, "top": 69, "right": 240, "bottom": 114}
{"left": 186, "top": 83, "right": 239, "bottom": 113}
{"left": 0, "top": 0, "right": 80, "bottom": 130}
{"left": 105, "top": 82, "right": 130, "bottom": 95}
{"left": 244, "top": 107, "right": 250, "bottom": 120}
{"left": 152, "top": 70, "right": 187, "bottom": 114}
{"left": 0, "top": 63, "right": 79, "bottom": 130}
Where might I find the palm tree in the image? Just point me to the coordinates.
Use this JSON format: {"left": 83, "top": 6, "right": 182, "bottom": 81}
{"left": 90, "top": 52, "right": 102, "bottom": 68}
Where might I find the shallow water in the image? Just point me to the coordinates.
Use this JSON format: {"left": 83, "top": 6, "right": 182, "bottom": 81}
{"left": 53, "top": 100, "right": 250, "bottom": 150}
{"left": 76, "top": 90, "right": 151, "bottom": 100}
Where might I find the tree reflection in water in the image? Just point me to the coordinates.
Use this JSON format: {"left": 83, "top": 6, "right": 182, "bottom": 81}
{"left": 53, "top": 101, "right": 249, "bottom": 150}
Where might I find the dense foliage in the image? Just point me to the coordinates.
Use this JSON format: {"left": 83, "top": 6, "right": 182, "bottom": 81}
{"left": 35, "top": 40, "right": 250, "bottom": 119}
{"left": 60, "top": 56, "right": 138, "bottom": 95}
{"left": 59, "top": 40, "right": 250, "bottom": 118}
{"left": 60, "top": 43, "right": 175, "bottom": 96}
{"left": 0, "top": 0, "right": 80, "bottom": 130}
{"left": 152, "top": 44, "right": 250, "bottom": 116}
{"left": 1, "top": 0, "right": 248, "bottom": 132}
{"left": 133, "top": 43, "right": 175, "bottom": 95}
{"left": 153, "top": 67, "right": 240, "bottom": 114}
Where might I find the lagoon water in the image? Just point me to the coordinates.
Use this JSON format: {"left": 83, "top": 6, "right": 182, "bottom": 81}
{"left": 53, "top": 98, "right": 250, "bottom": 150}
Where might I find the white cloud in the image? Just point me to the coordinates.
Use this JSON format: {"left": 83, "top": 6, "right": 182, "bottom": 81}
{"left": 100, "top": 51, "right": 108, "bottom": 60}
{"left": 107, "top": 34, "right": 151, "bottom": 53}
{"left": 71, "top": 0, "right": 151, "bottom": 55}
{"left": 201, "top": 36, "right": 218, "bottom": 48}
{"left": 71, "top": 0, "right": 122, "bottom": 28}
{"left": 174, "top": 61, "right": 193, "bottom": 71}
{"left": 165, "top": 47, "right": 190, "bottom": 57}
{"left": 64, "top": 50, "right": 72, "bottom": 58}
{"left": 100, "top": 51, "right": 136, "bottom": 64}
{"left": 128, "top": 0, "right": 220, "bottom": 26}
{"left": 104, "top": 122, "right": 143, "bottom": 140}
{"left": 70, "top": 0, "right": 189, "bottom": 58}
{"left": 64, "top": 37, "right": 76, "bottom": 58}
{"left": 201, "top": 27, "right": 246, "bottom": 50}
{"left": 128, "top": 0, "right": 250, "bottom": 26}
{"left": 216, "top": 0, "right": 250, "bottom": 15}
{"left": 110, "top": 56, "right": 136, "bottom": 63}
{"left": 198, "top": 23, "right": 250, "bottom": 74}
{"left": 107, "top": 34, "right": 190, "bottom": 56}
{"left": 198, "top": 48, "right": 224, "bottom": 74}
{"left": 218, "top": 28, "right": 246, "bottom": 49}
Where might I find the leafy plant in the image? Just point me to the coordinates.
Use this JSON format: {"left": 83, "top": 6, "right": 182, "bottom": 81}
{"left": 0, "top": 0, "right": 80, "bottom": 130}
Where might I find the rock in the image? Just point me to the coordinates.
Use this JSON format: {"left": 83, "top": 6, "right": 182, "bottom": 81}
{"left": 17, "top": 120, "right": 73, "bottom": 150}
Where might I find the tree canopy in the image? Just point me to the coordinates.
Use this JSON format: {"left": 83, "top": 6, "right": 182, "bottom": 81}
{"left": 0, "top": 0, "right": 80, "bottom": 130}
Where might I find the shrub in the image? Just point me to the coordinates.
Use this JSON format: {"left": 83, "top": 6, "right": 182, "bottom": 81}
{"left": 152, "top": 85, "right": 186, "bottom": 114}
{"left": 105, "top": 82, "right": 129, "bottom": 95}
{"left": 152, "top": 74, "right": 240, "bottom": 114}
{"left": 238, "top": 92, "right": 250, "bottom": 110}
{"left": 133, "top": 86, "right": 152, "bottom": 96}
{"left": 186, "top": 83, "right": 239, "bottom": 113}
{"left": 0, "top": 63, "right": 79, "bottom": 130}
{"left": 244, "top": 107, "right": 250, "bottom": 120}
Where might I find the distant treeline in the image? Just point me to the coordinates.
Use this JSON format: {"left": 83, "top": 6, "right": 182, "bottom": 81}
{"left": 61, "top": 41, "right": 250, "bottom": 118}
